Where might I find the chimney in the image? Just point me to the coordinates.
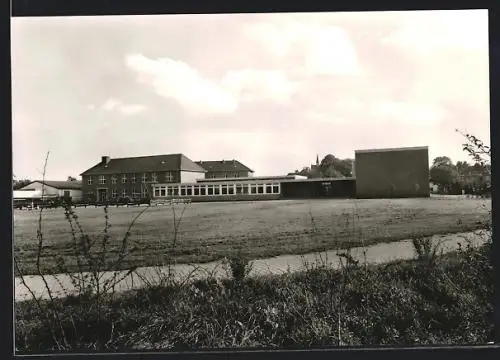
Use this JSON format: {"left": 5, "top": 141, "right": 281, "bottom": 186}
{"left": 222, "top": 160, "right": 225, "bottom": 164}
{"left": 101, "top": 156, "right": 110, "bottom": 165}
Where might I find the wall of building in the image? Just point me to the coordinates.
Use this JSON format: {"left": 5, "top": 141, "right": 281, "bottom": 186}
{"left": 180, "top": 171, "right": 206, "bottom": 183}
{"left": 82, "top": 170, "right": 183, "bottom": 201}
{"left": 281, "top": 179, "right": 356, "bottom": 199}
{"left": 205, "top": 171, "right": 250, "bottom": 179}
{"left": 355, "top": 147, "right": 430, "bottom": 199}
{"left": 15, "top": 183, "right": 83, "bottom": 201}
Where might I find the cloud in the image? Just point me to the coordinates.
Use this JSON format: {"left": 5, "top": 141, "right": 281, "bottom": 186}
{"left": 382, "top": 10, "right": 488, "bottom": 55}
{"left": 89, "top": 97, "right": 147, "bottom": 115}
{"left": 242, "top": 20, "right": 360, "bottom": 76}
{"left": 369, "top": 101, "right": 448, "bottom": 125}
{"left": 124, "top": 53, "right": 297, "bottom": 115}
{"left": 221, "top": 69, "right": 297, "bottom": 103}
{"left": 125, "top": 54, "right": 238, "bottom": 115}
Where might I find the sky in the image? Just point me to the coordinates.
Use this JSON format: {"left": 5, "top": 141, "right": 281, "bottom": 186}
{"left": 11, "top": 10, "right": 490, "bottom": 180}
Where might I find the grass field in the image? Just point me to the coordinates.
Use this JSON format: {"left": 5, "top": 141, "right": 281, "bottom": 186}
{"left": 14, "top": 198, "right": 491, "bottom": 276}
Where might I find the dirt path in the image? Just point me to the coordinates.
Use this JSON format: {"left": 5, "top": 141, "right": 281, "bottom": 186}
{"left": 15, "top": 230, "right": 489, "bottom": 302}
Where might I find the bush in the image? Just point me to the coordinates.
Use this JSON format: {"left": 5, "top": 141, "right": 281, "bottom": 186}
{"left": 16, "top": 236, "right": 494, "bottom": 351}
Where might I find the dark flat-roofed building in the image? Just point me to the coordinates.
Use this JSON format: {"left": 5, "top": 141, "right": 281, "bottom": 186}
{"left": 196, "top": 159, "right": 254, "bottom": 179}
{"left": 354, "top": 146, "right": 430, "bottom": 199}
{"left": 80, "top": 154, "right": 206, "bottom": 202}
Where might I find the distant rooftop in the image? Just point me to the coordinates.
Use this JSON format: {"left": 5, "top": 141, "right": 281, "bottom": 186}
{"left": 355, "top": 146, "right": 428, "bottom": 154}
{"left": 195, "top": 160, "right": 254, "bottom": 174}
{"left": 195, "top": 174, "right": 306, "bottom": 183}
{"left": 25, "top": 180, "right": 83, "bottom": 190}
{"left": 80, "top": 154, "right": 206, "bottom": 176}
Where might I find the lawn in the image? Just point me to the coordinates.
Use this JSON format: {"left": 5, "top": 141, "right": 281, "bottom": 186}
{"left": 14, "top": 198, "right": 491, "bottom": 276}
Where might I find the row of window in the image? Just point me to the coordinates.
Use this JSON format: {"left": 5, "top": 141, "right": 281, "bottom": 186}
{"left": 151, "top": 183, "right": 281, "bottom": 197}
{"left": 86, "top": 188, "right": 148, "bottom": 199}
{"left": 205, "top": 173, "right": 245, "bottom": 179}
{"left": 87, "top": 172, "right": 174, "bottom": 185}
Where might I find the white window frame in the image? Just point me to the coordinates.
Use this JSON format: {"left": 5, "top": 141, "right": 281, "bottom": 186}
{"left": 121, "top": 174, "right": 127, "bottom": 184}
{"left": 152, "top": 172, "right": 157, "bottom": 182}
{"left": 132, "top": 188, "right": 140, "bottom": 198}
{"left": 165, "top": 172, "right": 173, "bottom": 182}
{"left": 111, "top": 189, "right": 118, "bottom": 198}
{"left": 87, "top": 177, "right": 93, "bottom": 185}
{"left": 142, "top": 173, "right": 147, "bottom": 183}
{"left": 131, "top": 174, "right": 136, "bottom": 184}
{"left": 121, "top": 188, "right": 127, "bottom": 197}
{"left": 99, "top": 175, "right": 106, "bottom": 185}
{"left": 111, "top": 175, "right": 117, "bottom": 184}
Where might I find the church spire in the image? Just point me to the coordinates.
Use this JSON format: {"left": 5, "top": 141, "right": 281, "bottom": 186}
{"left": 316, "top": 154, "right": 319, "bottom": 166}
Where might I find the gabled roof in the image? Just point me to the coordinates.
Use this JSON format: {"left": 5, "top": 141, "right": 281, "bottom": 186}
{"left": 80, "top": 154, "right": 206, "bottom": 176}
{"left": 23, "top": 180, "right": 83, "bottom": 190}
{"left": 195, "top": 160, "right": 254, "bottom": 173}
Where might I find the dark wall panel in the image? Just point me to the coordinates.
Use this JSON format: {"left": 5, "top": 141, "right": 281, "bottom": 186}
{"left": 355, "top": 147, "right": 430, "bottom": 199}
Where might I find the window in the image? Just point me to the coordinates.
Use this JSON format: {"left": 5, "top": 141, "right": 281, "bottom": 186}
{"left": 180, "top": 186, "right": 186, "bottom": 196}
{"left": 258, "top": 185, "right": 264, "bottom": 194}
{"left": 87, "top": 177, "right": 93, "bottom": 185}
{"left": 194, "top": 186, "right": 200, "bottom": 196}
{"left": 141, "top": 188, "right": 148, "bottom": 198}
{"left": 160, "top": 186, "right": 166, "bottom": 197}
{"left": 132, "top": 188, "right": 140, "bottom": 198}
{"left": 228, "top": 185, "right": 234, "bottom": 195}
{"left": 221, "top": 184, "right": 228, "bottom": 195}
{"left": 122, "top": 189, "right": 127, "bottom": 197}
{"left": 87, "top": 191, "right": 95, "bottom": 199}
{"left": 152, "top": 172, "right": 157, "bottom": 182}
{"left": 121, "top": 174, "right": 127, "bottom": 184}
{"left": 112, "top": 189, "right": 118, "bottom": 198}
{"left": 242, "top": 184, "right": 249, "bottom": 194}
{"left": 165, "top": 172, "right": 173, "bottom": 182}
{"left": 236, "top": 184, "right": 242, "bottom": 194}
{"left": 167, "top": 186, "right": 173, "bottom": 196}
{"left": 250, "top": 184, "right": 257, "bottom": 194}
{"left": 214, "top": 185, "right": 220, "bottom": 195}
{"left": 266, "top": 184, "right": 273, "bottom": 194}
{"left": 224, "top": 173, "right": 228, "bottom": 178}
{"left": 111, "top": 175, "right": 117, "bottom": 184}
{"left": 234, "top": 173, "right": 239, "bottom": 178}
{"left": 207, "top": 185, "right": 214, "bottom": 196}
{"left": 131, "top": 174, "right": 136, "bottom": 184}
{"left": 63, "top": 190, "right": 71, "bottom": 198}
{"left": 154, "top": 187, "right": 160, "bottom": 197}
{"left": 273, "top": 184, "right": 280, "bottom": 194}
{"left": 142, "top": 173, "right": 147, "bottom": 183}
{"left": 200, "top": 186, "right": 206, "bottom": 196}
{"left": 173, "top": 187, "right": 179, "bottom": 196}
{"left": 99, "top": 175, "right": 106, "bottom": 185}
{"left": 186, "top": 187, "right": 192, "bottom": 196}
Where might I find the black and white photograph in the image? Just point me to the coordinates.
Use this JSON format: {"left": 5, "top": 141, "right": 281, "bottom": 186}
{"left": 11, "top": 9, "right": 493, "bottom": 353}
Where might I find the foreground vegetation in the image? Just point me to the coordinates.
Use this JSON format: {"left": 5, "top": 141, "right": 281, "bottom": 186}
{"left": 14, "top": 198, "right": 491, "bottom": 275}
{"left": 14, "top": 131, "right": 494, "bottom": 352}
{"left": 15, "top": 232, "right": 493, "bottom": 352}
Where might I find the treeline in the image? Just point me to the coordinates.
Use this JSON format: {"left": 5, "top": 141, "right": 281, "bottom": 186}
{"left": 429, "top": 156, "right": 490, "bottom": 195}
{"left": 288, "top": 154, "right": 354, "bottom": 179}
{"left": 288, "top": 153, "right": 491, "bottom": 196}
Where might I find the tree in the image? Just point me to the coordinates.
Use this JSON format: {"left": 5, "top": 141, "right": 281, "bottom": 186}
{"left": 13, "top": 178, "right": 32, "bottom": 190}
{"left": 319, "top": 154, "right": 354, "bottom": 178}
{"left": 67, "top": 176, "right": 77, "bottom": 181}
{"left": 430, "top": 156, "right": 458, "bottom": 194}
{"left": 432, "top": 156, "right": 453, "bottom": 168}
